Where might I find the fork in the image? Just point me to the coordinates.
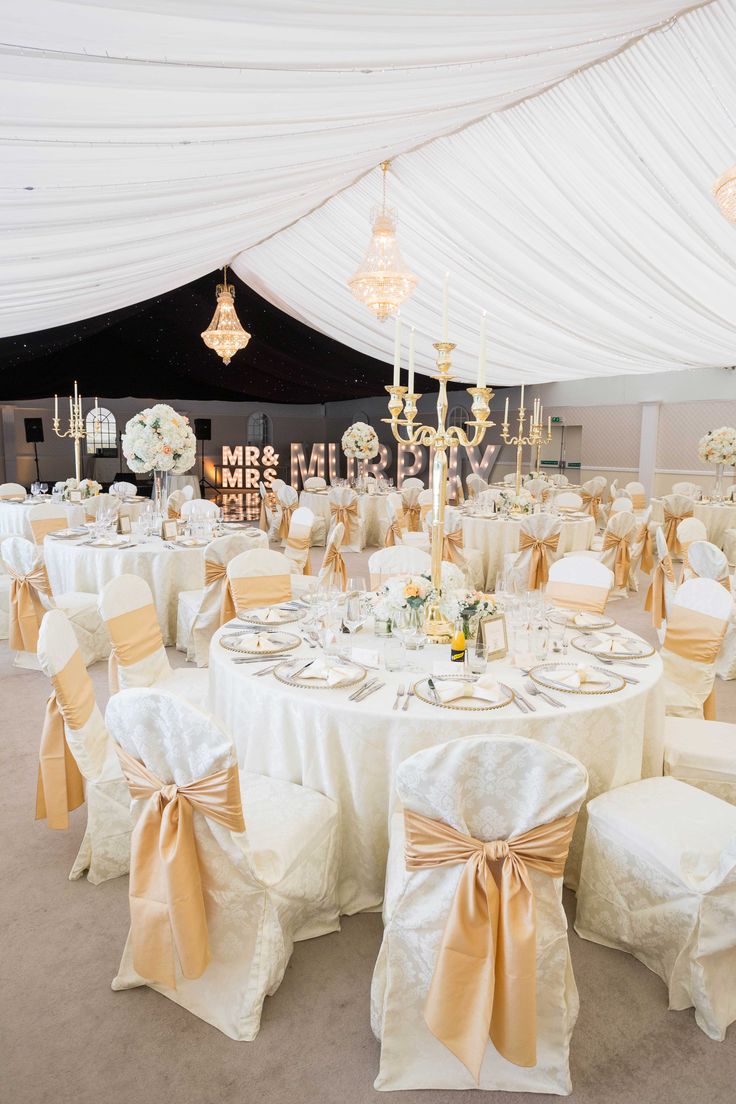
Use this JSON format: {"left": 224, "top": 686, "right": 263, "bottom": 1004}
{"left": 402, "top": 686, "right": 414, "bottom": 711}
{"left": 524, "top": 679, "right": 564, "bottom": 709}
{"left": 393, "top": 684, "right": 405, "bottom": 710}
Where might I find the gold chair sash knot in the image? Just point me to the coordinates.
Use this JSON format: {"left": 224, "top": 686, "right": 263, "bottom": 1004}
{"left": 277, "top": 502, "right": 295, "bottom": 540}
{"left": 384, "top": 518, "right": 403, "bottom": 548}
{"left": 581, "top": 491, "right": 601, "bottom": 519}
{"left": 204, "top": 559, "right": 236, "bottom": 625}
{"left": 330, "top": 500, "right": 360, "bottom": 546}
{"left": 442, "top": 528, "right": 465, "bottom": 565}
{"left": 404, "top": 807, "right": 578, "bottom": 1082}
{"left": 636, "top": 524, "right": 654, "bottom": 575}
{"left": 518, "top": 532, "right": 559, "bottom": 590}
{"left": 644, "top": 554, "right": 675, "bottom": 628}
{"left": 117, "top": 746, "right": 245, "bottom": 990}
{"left": 405, "top": 503, "right": 422, "bottom": 532}
{"left": 602, "top": 531, "right": 632, "bottom": 588}
{"left": 7, "top": 563, "right": 52, "bottom": 652}
{"left": 321, "top": 543, "right": 347, "bottom": 590}
{"left": 35, "top": 651, "right": 90, "bottom": 830}
{"left": 663, "top": 508, "right": 693, "bottom": 556}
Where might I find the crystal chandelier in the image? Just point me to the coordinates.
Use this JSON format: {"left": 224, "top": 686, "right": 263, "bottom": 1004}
{"left": 201, "top": 266, "right": 251, "bottom": 365}
{"left": 713, "top": 165, "right": 736, "bottom": 223}
{"left": 348, "top": 161, "right": 417, "bottom": 321}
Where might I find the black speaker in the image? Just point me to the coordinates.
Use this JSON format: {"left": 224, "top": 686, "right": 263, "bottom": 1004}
{"left": 194, "top": 418, "right": 211, "bottom": 441}
{"left": 24, "top": 417, "right": 44, "bottom": 444}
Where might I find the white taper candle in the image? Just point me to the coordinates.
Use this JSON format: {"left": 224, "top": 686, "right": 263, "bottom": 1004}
{"left": 442, "top": 272, "right": 449, "bottom": 341}
{"left": 408, "top": 327, "right": 416, "bottom": 393}
{"left": 393, "top": 314, "right": 401, "bottom": 387}
{"left": 478, "top": 311, "right": 487, "bottom": 388}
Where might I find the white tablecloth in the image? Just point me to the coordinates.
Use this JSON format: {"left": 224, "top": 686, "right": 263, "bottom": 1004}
{"left": 650, "top": 499, "right": 736, "bottom": 550}
{"left": 210, "top": 622, "right": 663, "bottom": 914}
{"left": 462, "top": 513, "right": 596, "bottom": 590}
{"left": 299, "top": 489, "right": 391, "bottom": 546}
{"left": 44, "top": 535, "right": 205, "bottom": 644}
{"left": 0, "top": 500, "right": 85, "bottom": 543}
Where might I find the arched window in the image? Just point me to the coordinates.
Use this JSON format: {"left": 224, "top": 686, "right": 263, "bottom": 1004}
{"left": 448, "top": 405, "right": 468, "bottom": 429}
{"left": 247, "top": 411, "right": 272, "bottom": 448}
{"left": 85, "top": 406, "right": 117, "bottom": 454}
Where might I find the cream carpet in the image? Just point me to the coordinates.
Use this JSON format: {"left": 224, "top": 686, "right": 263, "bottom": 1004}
{"left": 2, "top": 553, "right": 735, "bottom": 1104}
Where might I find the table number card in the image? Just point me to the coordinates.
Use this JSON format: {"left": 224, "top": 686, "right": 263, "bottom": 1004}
{"left": 68, "top": 490, "right": 82, "bottom": 503}
{"left": 117, "top": 515, "right": 131, "bottom": 535}
{"left": 161, "top": 519, "right": 178, "bottom": 540}
{"left": 481, "top": 613, "right": 508, "bottom": 660}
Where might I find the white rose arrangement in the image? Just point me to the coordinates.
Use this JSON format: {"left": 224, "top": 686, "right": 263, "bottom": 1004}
{"left": 121, "top": 403, "right": 196, "bottom": 474}
{"left": 498, "top": 487, "right": 534, "bottom": 514}
{"left": 697, "top": 427, "right": 736, "bottom": 468}
{"left": 341, "top": 421, "right": 379, "bottom": 460}
{"left": 57, "top": 477, "right": 101, "bottom": 501}
{"left": 440, "top": 588, "right": 497, "bottom": 634}
{"left": 371, "top": 574, "right": 435, "bottom": 622}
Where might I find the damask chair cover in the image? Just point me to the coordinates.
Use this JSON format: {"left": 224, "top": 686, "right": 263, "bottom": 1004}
{"left": 596, "top": 511, "right": 638, "bottom": 598}
{"left": 580, "top": 476, "right": 606, "bottom": 522}
{"left": 609, "top": 497, "right": 633, "bottom": 515}
{"left": 504, "top": 514, "right": 562, "bottom": 593}
{"left": 383, "top": 493, "right": 408, "bottom": 548}
{"left": 303, "top": 476, "right": 326, "bottom": 491}
{"left": 402, "top": 477, "right": 424, "bottom": 491}
{"left": 682, "top": 543, "right": 736, "bottom": 681}
{"left": 26, "top": 503, "right": 70, "bottom": 544}
{"left": 0, "top": 481, "right": 27, "bottom": 500}
{"left": 609, "top": 480, "right": 619, "bottom": 499}
{"left": 368, "top": 546, "right": 431, "bottom": 589}
{"left": 176, "top": 533, "right": 255, "bottom": 666}
{"left": 2, "top": 535, "right": 109, "bottom": 669}
{"left": 257, "top": 480, "right": 278, "bottom": 537}
{"left": 318, "top": 522, "right": 347, "bottom": 590}
{"left": 283, "top": 505, "right": 314, "bottom": 574}
{"left": 677, "top": 517, "right": 708, "bottom": 580}
{"left": 401, "top": 485, "right": 423, "bottom": 531}
{"left": 627, "top": 505, "right": 654, "bottom": 590}
{"left": 466, "top": 474, "right": 489, "bottom": 498}
{"left": 549, "top": 475, "right": 569, "bottom": 487}
{"left": 0, "top": 572, "right": 10, "bottom": 639}
{"left": 661, "top": 577, "right": 730, "bottom": 720}
{"left": 672, "top": 481, "right": 702, "bottom": 499}
{"left": 525, "top": 477, "right": 549, "bottom": 502}
{"left": 724, "top": 527, "right": 736, "bottom": 568}
{"left": 663, "top": 717, "right": 736, "bottom": 805}
{"left": 575, "top": 776, "right": 736, "bottom": 1041}
{"left": 227, "top": 547, "right": 311, "bottom": 609}
{"left": 417, "top": 489, "right": 434, "bottom": 526}
{"left": 84, "top": 492, "right": 119, "bottom": 521}
{"left": 624, "top": 481, "right": 647, "bottom": 511}
{"left": 555, "top": 491, "right": 583, "bottom": 513}
{"left": 503, "top": 473, "right": 517, "bottom": 486}
{"left": 166, "top": 488, "right": 188, "bottom": 520}
{"left": 371, "top": 735, "right": 588, "bottom": 1093}
{"left": 426, "top": 507, "right": 483, "bottom": 590}
{"left": 661, "top": 494, "right": 695, "bottom": 557}
{"left": 111, "top": 480, "right": 138, "bottom": 499}
{"left": 107, "top": 688, "right": 340, "bottom": 1040}
{"left": 645, "top": 526, "right": 677, "bottom": 634}
{"left": 181, "top": 498, "right": 219, "bottom": 521}
{"left": 328, "top": 487, "right": 365, "bottom": 552}
{"left": 546, "top": 556, "right": 613, "bottom": 614}
{"left": 37, "top": 609, "right": 131, "bottom": 884}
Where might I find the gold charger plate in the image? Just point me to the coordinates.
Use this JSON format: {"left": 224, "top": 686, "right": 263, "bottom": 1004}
{"left": 571, "top": 634, "right": 654, "bottom": 660}
{"left": 529, "top": 662, "right": 625, "bottom": 695}
{"left": 412, "top": 675, "right": 515, "bottom": 711}
{"left": 273, "top": 657, "right": 365, "bottom": 690}
{"left": 219, "top": 630, "right": 301, "bottom": 657}
{"left": 237, "top": 606, "right": 305, "bottom": 626}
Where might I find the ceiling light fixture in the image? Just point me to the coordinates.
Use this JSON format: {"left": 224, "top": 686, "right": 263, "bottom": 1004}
{"left": 348, "top": 161, "right": 417, "bottom": 321}
{"left": 201, "top": 266, "right": 251, "bottom": 365}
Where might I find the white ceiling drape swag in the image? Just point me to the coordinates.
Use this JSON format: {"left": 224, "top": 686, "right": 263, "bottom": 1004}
{"left": 3, "top": 0, "right": 736, "bottom": 385}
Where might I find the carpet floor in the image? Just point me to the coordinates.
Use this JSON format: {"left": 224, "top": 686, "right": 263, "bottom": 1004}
{"left": 1, "top": 554, "right": 734, "bottom": 1104}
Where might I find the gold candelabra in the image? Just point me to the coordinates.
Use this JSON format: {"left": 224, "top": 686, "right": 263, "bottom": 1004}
{"left": 384, "top": 341, "right": 494, "bottom": 641}
{"left": 52, "top": 381, "right": 87, "bottom": 482}
{"left": 500, "top": 390, "right": 551, "bottom": 495}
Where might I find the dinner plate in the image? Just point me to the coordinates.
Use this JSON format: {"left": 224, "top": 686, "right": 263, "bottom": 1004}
{"left": 48, "top": 528, "right": 88, "bottom": 540}
{"left": 237, "top": 605, "right": 305, "bottom": 626}
{"left": 273, "top": 657, "right": 365, "bottom": 689}
{"left": 412, "top": 675, "right": 514, "bottom": 711}
{"left": 529, "top": 662, "right": 625, "bottom": 695}
{"left": 88, "top": 535, "right": 131, "bottom": 548}
{"left": 219, "top": 630, "right": 301, "bottom": 656}
{"left": 572, "top": 634, "right": 654, "bottom": 659}
{"left": 548, "top": 609, "right": 616, "bottom": 630}
{"left": 175, "top": 537, "right": 209, "bottom": 548}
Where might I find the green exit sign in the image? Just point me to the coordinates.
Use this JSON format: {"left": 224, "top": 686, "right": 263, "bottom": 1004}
{"left": 551, "top": 417, "right": 562, "bottom": 423}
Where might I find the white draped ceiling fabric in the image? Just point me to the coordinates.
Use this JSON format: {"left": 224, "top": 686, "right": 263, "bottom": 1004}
{"left": 4, "top": 0, "right": 736, "bottom": 385}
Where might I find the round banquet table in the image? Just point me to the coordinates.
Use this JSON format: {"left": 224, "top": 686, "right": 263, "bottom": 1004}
{"left": 299, "top": 489, "right": 391, "bottom": 546}
{"left": 210, "top": 621, "right": 664, "bottom": 915}
{"left": 461, "top": 512, "right": 596, "bottom": 590}
{"left": 650, "top": 499, "right": 736, "bottom": 551}
{"left": 0, "top": 499, "right": 85, "bottom": 543}
{"left": 44, "top": 533, "right": 205, "bottom": 644}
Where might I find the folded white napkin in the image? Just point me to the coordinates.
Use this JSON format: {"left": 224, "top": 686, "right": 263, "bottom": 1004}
{"left": 300, "top": 658, "right": 355, "bottom": 686}
{"left": 436, "top": 673, "right": 504, "bottom": 704}
{"left": 251, "top": 607, "right": 286, "bottom": 624}
{"left": 571, "top": 611, "right": 606, "bottom": 628}
{"left": 554, "top": 665, "right": 610, "bottom": 688}
{"left": 590, "top": 633, "right": 639, "bottom": 655}
{"left": 249, "top": 633, "right": 282, "bottom": 652}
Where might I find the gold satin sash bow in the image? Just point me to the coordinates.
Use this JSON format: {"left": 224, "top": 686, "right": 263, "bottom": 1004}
{"left": 229, "top": 573, "right": 292, "bottom": 612}
{"left": 663, "top": 605, "right": 727, "bottom": 720}
{"left": 636, "top": 524, "right": 654, "bottom": 574}
{"left": 8, "top": 563, "right": 52, "bottom": 651}
{"left": 277, "top": 502, "right": 295, "bottom": 540}
{"left": 167, "top": 504, "right": 180, "bottom": 521}
{"left": 545, "top": 580, "right": 609, "bottom": 614}
{"left": 330, "top": 500, "right": 360, "bottom": 546}
{"left": 204, "top": 559, "right": 236, "bottom": 625}
{"left": 405, "top": 503, "right": 422, "bottom": 532}
{"left": 404, "top": 808, "right": 578, "bottom": 1081}
{"left": 117, "top": 746, "right": 245, "bottom": 990}
{"left": 663, "top": 509, "right": 692, "bottom": 556}
{"left": 321, "top": 543, "right": 347, "bottom": 590}
{"left": 106, "top": 603, "right": 164, "bottom": 693}
{"left": 602, "top": 531, "right": 632, "bottom": 588}
{"left": 384, "top": 518, "right": 403, "bottom": 548}
{"left": 581, "top": 491, "right": 601, "bottom": 518}
{"left": 442, "top": 528, "right": 465, "bottom": 565}
{"left": 631, "top": 492, "right": 646, "bottom": 510}
{"left": 29, "top": 517, "right": 68, "bottom": 544}
{"left": 644, "top": 554, "right": 675, "bottom": 628}
{"left": 35, "top": 649, "right": 90, "bottom": 829}
{"left": 518, "top": 532, "right": 559, "bottom": 590}
{"left": 286, "top": 531, "right": 312, "bottom": 574}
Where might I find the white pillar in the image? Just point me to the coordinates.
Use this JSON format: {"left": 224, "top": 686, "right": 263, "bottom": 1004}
{"left": 638, "top": 402, "right": 659, "bottom": 498}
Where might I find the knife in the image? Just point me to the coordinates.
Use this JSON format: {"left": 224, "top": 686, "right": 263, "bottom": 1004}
{"left": 353, "top": 680, "right": 384, "bottom": 701}
{"left": 427, "top": 677, "right": 442, "bottom": 706}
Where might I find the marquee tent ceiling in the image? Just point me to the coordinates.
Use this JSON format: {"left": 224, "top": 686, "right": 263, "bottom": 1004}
{"left": 3, "top": 0, "right": 736, "bottom": 392}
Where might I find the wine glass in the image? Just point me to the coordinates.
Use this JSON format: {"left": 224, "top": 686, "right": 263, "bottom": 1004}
{"left": 39, "top": 483, "right": 48, "bottom": 497}
{"left": 31, "top": 481, "right": 40, "bottom": 498}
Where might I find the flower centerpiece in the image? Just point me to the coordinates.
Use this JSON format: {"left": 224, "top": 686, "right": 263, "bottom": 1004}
{"left": 57, "top": 477, "right": 101, "bottom": 501}
{"left": 497, "top": 487, "right": 534, "bottom": 515}
{"left": 121, "top": 403, "right": 197, "bottom": 512}
{"left": 371, "top": 573, "right": 436, "bottom": 648}
{"left": 697, "top": 426, "right": 736, "bottom": 500}
{"left": 525, "top": 470, "right": 549, "bottom": 482}
{"left": 341, "top": 421, "right": 379, "bottom": 460}
{"left": 440, "top": 588, "right": 497, "bottom": 639}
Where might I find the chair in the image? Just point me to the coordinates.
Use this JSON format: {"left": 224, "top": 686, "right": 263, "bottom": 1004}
{"left": 303, "top": 476, "right": 326, "bottom": 491}
{"left": 401, "top": 485, "right": 423, "bottom": 532}
{"left": 555, "top": 491, "right": 583, "bottom": 513}
{"left": 609, "top": 496, "right": 633, "bottom": 515}
{"left": 417, "top": 489, "right": 434, "bottom": 527}
{"left": 525, "top": 477, "right": 549, "bottom": 502}
{"left": 368, "top": 546, "right": 431, "bottom": 588}
{"left": 589, "top": 511, "right": 638, "bottom": 598}
{"left": 318, "top": 522, "right": 347, "bottom": 590}
{"left": 661, "top": 494, "right": 695, "bottom": 557}
{"left": 725, "top": 527, "right": 736, "bottom": 568}
{"left": 661, "top": 577, "right": 731, "bottom": 720}
{"left": 549, "top": 474, "right": 569, "bottom": 488}
{"left": 283, "top": 505, "right": 314, "bottom": 574}
{"left": 466, "top": 474, "right": 489, "bottom": 498}
{"left": 624, "top": 481, "right": 647, "bottom": 510}
{"left": 672, "top": 481, "right": 702, "bottom": 499}
{"left": 663, "top": 717, "right": 736, "bottom": 805}
{"left": 644, "top": 526, "right": 677, "bottom": 633}
{"left": 37, "top": 609, "right": 131, "bottom": 883}
{"left": 503, "top": 473, "right": 517, "bottom": 486}
{"left": 504, "top": 513, "right": 562, "bottom": 593}
{"left": 0, "top": 571, "right": 10, "bottom": 638}
{"left": 166, "top": 488, "right": 189, "bottom": 520}
{"left": 258, "top": 480, "right": 279, "bottom": 536}
{"left": 371, "top": 735, "right": 588, "bottom": 1092}
{"left": 427, "top": 507, "right": 484, "bottom": 590}
{"left": 176, "top": 533, "right": 256, "bottom": 666}
{"left": 683, "top": 543, "right": 736, "bottom": 681}
{"left": 107, "top": 688, "right": 340, "bottom": 1040}
{"left": 575, "top": 776, "right": 736, "bottom": 1041}
{"left": 2, "top": 536, "right": 109, "bottom": 669}
{"left": 181, "top": 498, "right": 219, "bottom": 521}
{"left": 110, "top": 480, "right": 138, "bottom": 499}
{"left": 402, "top": 477, "right": 424, "bottom": 492}
{"left": 328, "top": 487, "right": 365, "bottom": 552}
{"left": 677, "top": 517, "right": 708, "bottom": 579}
{"left": 580, "top": 476, "right": 606, "bottom": 522}
{"left": 84, "top": 492, "right": 119, "bottom": 521}
{"left": 546, "top": 556, "right": 613, "bottom": 614}
{"left": 99, "top": 574, "right": 208, "bottom": 705}
{"left": 384, "top": 492, "right": 408, "bottom": 548}
{"left": 627, "top": 505, "right": 654, "bottom": 589}
{"left": 25, "top": 503, "right": 70, "bottom": 544}
{"left": 226, "top": 548, "right": 311, "bottom": 612}
{"left": 0, "top": 481, "right": 27, "bottom": 500}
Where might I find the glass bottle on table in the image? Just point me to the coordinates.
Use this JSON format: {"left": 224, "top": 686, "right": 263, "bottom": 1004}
{"left": 450, "top": 618, "right": 466, "bottom": 664}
